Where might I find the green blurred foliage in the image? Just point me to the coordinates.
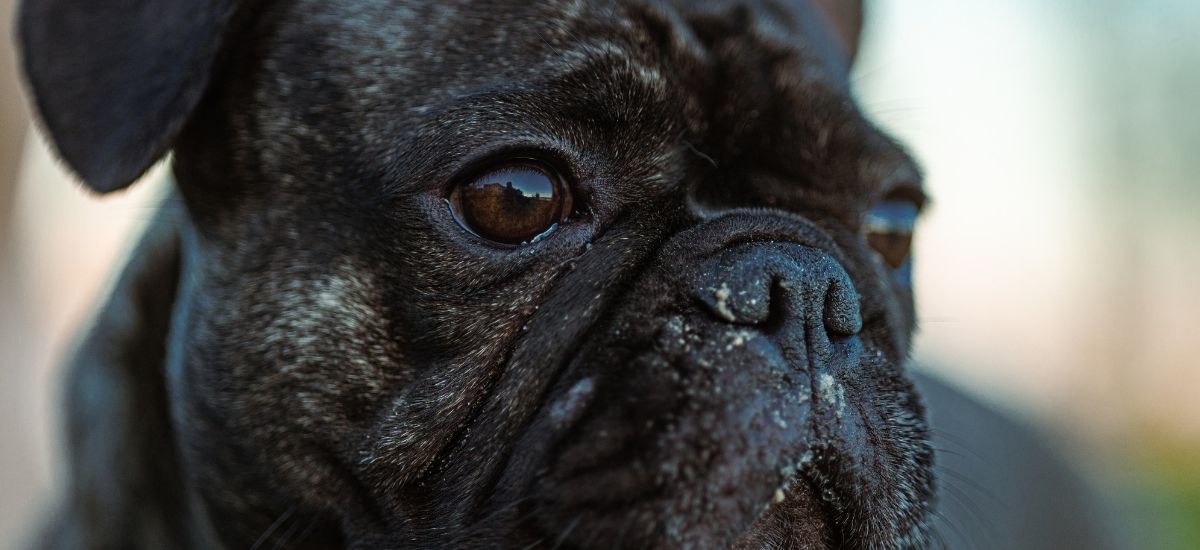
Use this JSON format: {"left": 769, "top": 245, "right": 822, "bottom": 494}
{"left": 1145, "top": 449, "right": 1200, "bottom": 550}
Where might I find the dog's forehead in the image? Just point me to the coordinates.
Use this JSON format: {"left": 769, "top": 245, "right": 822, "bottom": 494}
{"left": 248, "top": 0, "right": 914, "bottom": 208}
{"left": 277, "top": 0, "right": 633, "bottom": 100}
{"left": 260, "top": 0, "right": 836, "bottom": 116}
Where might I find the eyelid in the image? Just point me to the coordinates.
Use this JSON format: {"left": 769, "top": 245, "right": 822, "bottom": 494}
{"left": 884, "top": 187, "right": 928, "bottom": 210}
{"left": 435, "top": 139, "right": 582, "bottom": 198}
{"left": 865, "top": 201, "right": 918, "bottom": 234}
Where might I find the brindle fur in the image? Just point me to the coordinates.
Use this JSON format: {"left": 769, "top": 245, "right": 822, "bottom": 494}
{"left": 20, "top": 1, "right": 942, "bottom": 548}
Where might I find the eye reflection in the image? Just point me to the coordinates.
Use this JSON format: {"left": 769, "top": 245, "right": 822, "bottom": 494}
{"left": 865, "top": 201, "right": 918, "bottom": 270}
{"left": 450, "top": 162, "right": 572, "bottom": 244}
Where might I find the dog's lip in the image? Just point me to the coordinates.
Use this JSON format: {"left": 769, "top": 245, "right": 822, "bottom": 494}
{"left": 527, "top": 331, "right": 931, "bottom": 549}
{"left": 524, "top": 326, "right": 800, "bottom": 526}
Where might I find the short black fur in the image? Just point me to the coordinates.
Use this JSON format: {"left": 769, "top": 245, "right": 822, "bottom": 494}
{"left": 21, "top": 1, "right": 936, "bottom": 548}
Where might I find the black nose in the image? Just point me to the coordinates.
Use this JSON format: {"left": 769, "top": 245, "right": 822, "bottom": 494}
{"left": 694, "top": 242, "right": 862, "bottom": 360}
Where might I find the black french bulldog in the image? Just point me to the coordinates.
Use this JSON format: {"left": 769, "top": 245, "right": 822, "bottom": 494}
{"left": 21, "top": 0, "right": 1116, "bottom": 549}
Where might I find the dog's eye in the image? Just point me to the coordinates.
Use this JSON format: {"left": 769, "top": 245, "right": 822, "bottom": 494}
{"left": 448, "top": 161, "right": 573, "bottom": 245}
{"left": 864, "top": 201, "right": 917, "bottom": 269}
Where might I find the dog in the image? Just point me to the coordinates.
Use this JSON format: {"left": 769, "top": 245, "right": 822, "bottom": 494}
{"left": 18, "top": 0, "right": 1125, "bottom": 548}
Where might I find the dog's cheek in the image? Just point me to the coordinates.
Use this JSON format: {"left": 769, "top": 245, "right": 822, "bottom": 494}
{"left": 181, "top": 257, "right": 409, "bottom": 514}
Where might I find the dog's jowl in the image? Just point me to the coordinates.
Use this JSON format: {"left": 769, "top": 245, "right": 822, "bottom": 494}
{"left": 20, "top": 0, "right": 935, "bottom": 548}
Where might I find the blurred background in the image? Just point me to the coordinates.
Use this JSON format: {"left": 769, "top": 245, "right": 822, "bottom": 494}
{"left": 0, "top": 0, "right": 1197, "bottom": 548}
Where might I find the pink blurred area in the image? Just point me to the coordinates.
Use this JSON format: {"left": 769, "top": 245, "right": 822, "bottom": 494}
{"left": 1, "top": 0, "right": 1198, "bottom": 548}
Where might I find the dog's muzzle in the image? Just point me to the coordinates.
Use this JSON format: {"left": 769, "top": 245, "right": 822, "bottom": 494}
{"left": 506, "top": 215, "right": 883, "bottom": 547}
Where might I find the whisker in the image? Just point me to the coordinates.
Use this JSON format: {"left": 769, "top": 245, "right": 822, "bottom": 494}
{"left": 930, "top": 508, "right": 971, "bottom": 549}
{"left": 519, "top": 538, "right": 545, "bottom": 550}
{"left": 284, "top": 516, "right": 321, "bottom": 550}
{"left": 251, "top": 507, "right": 296, "bottom": 550}
{"left": 929, "top": 428, "right": 995, "bottom": 464}
{"left": 926, "top": 520, "right": 949, "bottom": 550}
{"left": 270, "top": 512, "right": 307, "bottom": 550}
{"left": 614, "top": 509, "right": 638, "bottom": 549}
{"left": 550, "top": 515, "right": 582, "bottom": 550}
{"left": 474, "top": 495, "right": 533, "bottom": 529}
{"left": 683, "top": 140, "right": 719, "bottom": 169}
{"left": 935, "top": 464, "right": 1007, "bottom": 509}
{"left": 938, "top": 476, "right": 999, "bottom": 549}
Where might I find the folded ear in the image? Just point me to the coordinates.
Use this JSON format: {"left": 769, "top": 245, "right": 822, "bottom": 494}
{"left": 18, "top": 0, "right": 238, "bottom": 193}
{"left": 811, "top": 0, "right": 863, "bottom": 61}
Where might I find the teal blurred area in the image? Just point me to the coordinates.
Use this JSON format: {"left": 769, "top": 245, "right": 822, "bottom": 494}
{"left": 0, "top": 0, "right": 1197, "bottom": 548}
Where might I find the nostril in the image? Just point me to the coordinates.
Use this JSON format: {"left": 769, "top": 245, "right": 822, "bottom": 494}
{"left": 692, "top": 244, "right": 862, "bottom": 340}
{"left": 823, "top": 276, "right": 862, "bottom": 337}
{"left": 763, "top": 276, "right": 791, "bottom": 333}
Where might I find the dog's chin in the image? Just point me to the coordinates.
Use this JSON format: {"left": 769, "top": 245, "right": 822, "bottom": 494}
{"left": 734, "top": 477, "right": 837, "bottom": 549}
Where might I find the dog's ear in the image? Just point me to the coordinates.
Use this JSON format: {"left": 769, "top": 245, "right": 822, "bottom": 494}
{"left": 18, "top": 0, "right": 239, "bottom": 193}
{"left": 811, "top": 0, "right": 863, "bottom": 60}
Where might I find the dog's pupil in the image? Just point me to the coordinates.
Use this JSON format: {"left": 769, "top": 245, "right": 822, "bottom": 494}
{"left": 454, "top": 162, "right": 568, "bottom": 244}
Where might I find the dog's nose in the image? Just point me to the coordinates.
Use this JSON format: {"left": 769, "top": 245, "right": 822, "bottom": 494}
{"left": 524, "top": 232, "right": 870, "bottom": 548}
{"left": 694, "top": 242, "right": 862, "bottom": 358}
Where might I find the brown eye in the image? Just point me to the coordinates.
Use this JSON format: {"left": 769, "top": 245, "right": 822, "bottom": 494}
{"left": 864, "top": 201, "right": 917, "bottom": 269}
{"left": 449, "top": 161, "right": 573, "bottom": 245}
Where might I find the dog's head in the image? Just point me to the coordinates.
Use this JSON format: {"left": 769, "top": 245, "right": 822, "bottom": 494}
{"left": 21, "top": 0, "right": 932, "bottom": 548}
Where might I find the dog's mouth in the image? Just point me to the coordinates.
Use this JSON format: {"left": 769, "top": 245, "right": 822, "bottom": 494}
{"left": 513, "top": 314, "right": 933, "bottom": 549}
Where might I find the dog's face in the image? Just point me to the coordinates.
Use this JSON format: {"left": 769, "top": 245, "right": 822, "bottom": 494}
{"left": 22, "top": 0, "right": 931, "bottom": 548}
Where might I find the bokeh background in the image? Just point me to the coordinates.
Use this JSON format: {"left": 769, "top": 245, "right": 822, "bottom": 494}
{"left": 1, "top": 0, "right": 1197, "bottom": 547}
